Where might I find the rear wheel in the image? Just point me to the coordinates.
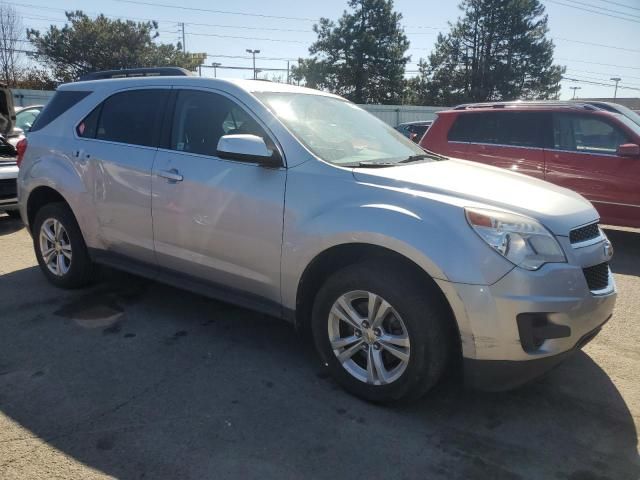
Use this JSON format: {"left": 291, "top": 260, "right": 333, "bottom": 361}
{"left": 33, "top": 203, "right": 94, "bottom": 289}
{"left": 312, "top": 261, "right": 451, "bottom": 403}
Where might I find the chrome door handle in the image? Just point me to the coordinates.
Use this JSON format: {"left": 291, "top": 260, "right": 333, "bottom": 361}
{"left": 157, "top": 168, "right": 183, "bottom": 182}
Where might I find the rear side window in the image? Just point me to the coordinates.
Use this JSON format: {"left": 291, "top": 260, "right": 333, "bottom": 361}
{"left": 78, "top": 89, "right": 169, "bottom": 147}
{"left": 448, "top": 111, "right": 545, "bottom": 148}
{"left": 448, "top": 113, "right": 499, "bottom": 144}
{"left": 30, "top": 90, "right": 91, "bottom": 132}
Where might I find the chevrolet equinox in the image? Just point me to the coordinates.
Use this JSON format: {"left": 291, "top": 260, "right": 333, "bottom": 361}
{"left": 17, "top": 69, "right": 616, "bottom": 402}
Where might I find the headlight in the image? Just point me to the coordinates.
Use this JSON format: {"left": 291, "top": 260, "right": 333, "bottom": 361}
{"left": 465, "top": 207, "right": 566, "bottom": 270}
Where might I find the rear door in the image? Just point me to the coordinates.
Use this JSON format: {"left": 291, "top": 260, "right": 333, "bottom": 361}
{"left": 544, "top": 112, "right": 640, "bottom": 227}
{"left": 451, "top": 111, "right": 546, "bottom": 179}
{"left": 151, "top": 88, "right": 286, "bottom": 309}
{"left": 75, "top": 88, "right": 170, "bottom": 262}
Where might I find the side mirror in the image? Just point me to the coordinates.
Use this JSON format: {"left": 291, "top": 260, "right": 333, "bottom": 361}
{"left": 217, "top": 134, "right": 282, "bottom": 167}
{"left": 617, "top": 143, "right": 640, "bottom": 157}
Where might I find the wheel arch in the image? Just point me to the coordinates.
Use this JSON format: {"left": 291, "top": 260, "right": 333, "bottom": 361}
{"left": 294, "top": 242, "right": 462, "bottom": 360}
{"left": 26, "top": 185, "right": 72, "bottom": 232}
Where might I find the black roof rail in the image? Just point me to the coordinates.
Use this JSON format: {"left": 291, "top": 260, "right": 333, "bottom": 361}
{"left": 78, "top": 67, "right": 193, "bottom": 81}
{"left": 453, "top": 101, "right": 598, "bottom": 111}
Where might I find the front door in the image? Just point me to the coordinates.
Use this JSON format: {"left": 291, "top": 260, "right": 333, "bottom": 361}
{"left": 151, "top": 89, "right": 286, "bottom": 307}
{"left": 544, "top": 112, "right": 640, "bottom": 227}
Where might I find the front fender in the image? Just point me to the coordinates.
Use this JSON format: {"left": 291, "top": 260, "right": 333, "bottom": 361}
{"left": 280, "top": 190, "right": 514, "bottom": 312}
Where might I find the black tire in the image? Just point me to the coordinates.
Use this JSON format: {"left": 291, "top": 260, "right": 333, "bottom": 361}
{"left": 32, "top": 202, "right": 94, "bottom": 289}
{"left": 6, "top": 210, "right": 21, "bottom": 220}
{"left": 312, "top": 261, "right": 451, "bottom": 403}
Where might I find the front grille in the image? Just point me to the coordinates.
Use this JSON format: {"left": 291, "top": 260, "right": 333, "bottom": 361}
{"left": 0, "top": 179, "right": 16, "bottom": 200}
{"left": 583, "top": 262, "right": 610, "bottom": 292}
{"left": 570, "top": 222, "right": 600, "bottom": 244}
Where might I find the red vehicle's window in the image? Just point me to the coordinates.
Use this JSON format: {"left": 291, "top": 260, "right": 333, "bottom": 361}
{"left": 448, "top": 112, "right": 546, "bottom": 148}
{"left": 553, "top": 113, "right": 629, "bottom": 155}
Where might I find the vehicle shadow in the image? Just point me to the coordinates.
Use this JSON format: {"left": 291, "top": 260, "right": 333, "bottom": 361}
{"left": 0, "top": 266, "right": 638, "bottom": 479}
{"left": 0, "top": 213, "right": 24, "bottom": 235}
{"left": 605, "top": 227, "right": 640, "bottom": 277}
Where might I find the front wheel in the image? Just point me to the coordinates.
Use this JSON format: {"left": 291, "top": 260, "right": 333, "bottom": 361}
{"left": 32, "top": 202, "right": 94, "bottom": 289}
{"left": 312, "top": 261, "right": 451, "bottom": 403}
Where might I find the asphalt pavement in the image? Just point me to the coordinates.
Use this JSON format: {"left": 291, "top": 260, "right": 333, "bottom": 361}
{"left": 0, "top": 214, "right": 638, "bottom": 479}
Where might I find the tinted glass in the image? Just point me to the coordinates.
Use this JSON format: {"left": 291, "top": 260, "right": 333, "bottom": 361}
{"left": 30, "top": 91, "right": 91, "bottom": 132}
{"left": 553, "top": 113, "right": 629, "bottom": 154}
{"left": 449, "top": 112, "right": 545, "bottom": 147}
{"left": 448, "top": 113, "right": 499, "bottom": 143}
{"left": 96, "top": 89, "right": 168, "bottom": 147}
{"left": 171, "top": 90, "right": 269, "bottom": 156}
{"left": 496, "top": 112, "right": 545, "bottom": 147}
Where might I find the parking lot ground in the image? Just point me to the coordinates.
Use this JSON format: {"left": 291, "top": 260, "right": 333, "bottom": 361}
{"left": 0, "top": 214, "right": 639, "bottom": 480}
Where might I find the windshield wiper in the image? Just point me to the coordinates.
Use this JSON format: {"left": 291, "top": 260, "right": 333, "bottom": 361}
{"left": 399, "top": 150, "right": 447, "bottom": 163}
{"left": 355, "top": 161, "right": 397, "bottom": 168}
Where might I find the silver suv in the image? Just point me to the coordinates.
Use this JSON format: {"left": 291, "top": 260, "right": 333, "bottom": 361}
{"left": 17, "top": 70, "right": 616, "bottom": 402}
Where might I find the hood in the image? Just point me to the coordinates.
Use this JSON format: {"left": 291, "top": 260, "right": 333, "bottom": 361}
{"left": 353, "top": 159, "right": 598, "bottom": 235}
{"left": 0, "top": 84, "right": 14, "bottom": 136}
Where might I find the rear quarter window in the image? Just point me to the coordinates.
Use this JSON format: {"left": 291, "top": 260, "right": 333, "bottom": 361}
{"left": 30, "top": 91, "right": 91, "bottom": 132}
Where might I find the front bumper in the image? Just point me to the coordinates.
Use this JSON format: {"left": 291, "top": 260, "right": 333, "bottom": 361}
{"left": 463, "top": 316, "right": 610, "bottom": 391}
{"left": 435, "top": 235, "right": 617, "bottom": 390}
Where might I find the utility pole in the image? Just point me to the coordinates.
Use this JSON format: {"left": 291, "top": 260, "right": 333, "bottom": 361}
{"left": 570, "top": 86, "right": 581, "bottom": 99}
{"left": 610, "top": 77, "right": 621, "bottom": 100}
{"left": 286, "top": 61, "right": 290, "bottom": 84}
{"left": 246, "top": 49, "right": 260, "bottom": 80}
{"left": 211, "top": 62, "right": 221, "bottom": 78}
{"left": 180, "top": 23, "right": 185, "bottom": 53}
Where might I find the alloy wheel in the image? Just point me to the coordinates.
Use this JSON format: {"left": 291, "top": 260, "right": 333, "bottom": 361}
{"left": 39, "top": 218, "right": 72, "bottom": 276}
{"left": 328, "top": 290, "right": 411, "bottom": 385}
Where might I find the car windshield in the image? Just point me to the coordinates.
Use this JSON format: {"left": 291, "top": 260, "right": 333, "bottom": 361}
{"left": 254, "top": 92, "right": 433, "bottom": 166}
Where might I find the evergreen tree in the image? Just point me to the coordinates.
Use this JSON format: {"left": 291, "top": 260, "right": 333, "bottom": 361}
{"left": 293, "top": 0, "right": 410, "bottom": 104}
{"left": 410, "top": 0, "right": 564, "bottom": 105}
{"left": 28, "top": 11, "right": 203, "bottom": 83}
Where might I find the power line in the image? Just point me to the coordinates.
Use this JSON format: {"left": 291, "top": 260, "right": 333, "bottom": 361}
{"left": 558, "top": 0, "right": 640, "bottom": 18}
{"left": 566, "top": 68, "right": 640, "bottom": 81}
{"left": 553, "top": 37, "right": 640, "bottom": 53}
{"left": 113, "top": 0, "right": 317, "bottom": 22}
{"left": 558, "top": 57, "right": 640, "bottom": 70}
{"left": 186, "top": 31, "right": 307, "bottom": 44}
{"left": 565, "top": 73, "right": 640, "bottom": 88}
{"left": 592, "top": 0, "right": 640, "bottom": 12}
{"left": 544, "top": 0, "right": 640, "bottom": 23}
{"left": 562, "top": 76, "right": 640, "bottom": 91}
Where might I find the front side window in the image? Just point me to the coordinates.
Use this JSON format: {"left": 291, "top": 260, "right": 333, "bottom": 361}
{"left": 171, "top": 90, "right": 269, "bottom": 157}
{"left": 254, "top": 92, "right": 428, "bottom": 166}
{"left": 79, "top": 89, "right": 168, "bottom": 147}
{"left": 553, "top": 113, "right": 629, "bottom": 154}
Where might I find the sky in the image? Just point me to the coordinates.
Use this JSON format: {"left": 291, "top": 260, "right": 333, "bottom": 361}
{"left": 8, "top": 0, "right": 640, "bottom": 101}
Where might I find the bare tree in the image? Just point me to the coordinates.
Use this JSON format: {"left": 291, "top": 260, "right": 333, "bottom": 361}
{"left": 0, "top": 5, "right": 24, "bottom": 86}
